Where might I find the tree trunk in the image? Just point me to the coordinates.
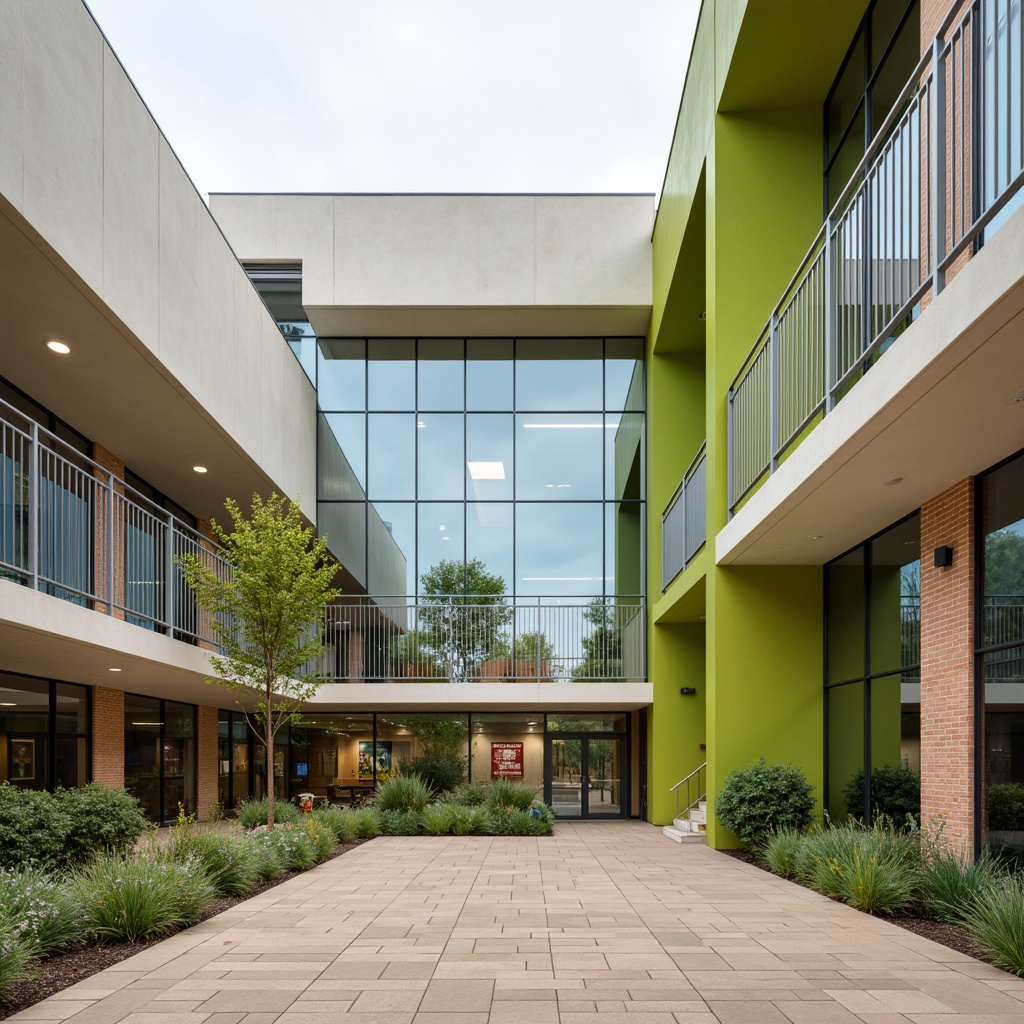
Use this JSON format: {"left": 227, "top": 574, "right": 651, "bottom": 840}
{"left": 265, "top": 678, "right": 275, "bottom": 830}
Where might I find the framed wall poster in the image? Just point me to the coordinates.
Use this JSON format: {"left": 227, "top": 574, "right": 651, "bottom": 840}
{"left": 491, "top": 741, "right": 523, "bottom": 778}
{"left": 358, "top": 740, "right": 392, "bottom": 778}
{"left": 10, "top": 739, "right": 35, "bottom": 781}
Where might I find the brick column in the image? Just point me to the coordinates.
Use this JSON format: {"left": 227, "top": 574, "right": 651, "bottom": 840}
{"left": 92, "top": 444, "right": 125, "bottom": 619}
{"left": 919, "top": 478, "right": 975, "bottom": 851}
{"left": 194, "top": 519, "right": 219, "bottom": 653}
{"left": 197, "top": 704, "right": 219, "bottom": 820}
{"left": 92, "top": 686, "right": 125, "bottom": 787}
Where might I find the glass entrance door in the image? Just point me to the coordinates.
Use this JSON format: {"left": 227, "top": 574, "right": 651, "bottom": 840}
{"left": 545, "top": 734, "right": 626, "bottom": 818}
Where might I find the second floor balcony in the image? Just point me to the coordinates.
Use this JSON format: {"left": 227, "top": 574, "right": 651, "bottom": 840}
{"left": 729, "top": 0, "right": 1024, "bottom": 515}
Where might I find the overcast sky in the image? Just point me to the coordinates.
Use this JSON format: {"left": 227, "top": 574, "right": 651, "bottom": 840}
{"left": 84, "top": 1, "right": 699, "bottom": 202}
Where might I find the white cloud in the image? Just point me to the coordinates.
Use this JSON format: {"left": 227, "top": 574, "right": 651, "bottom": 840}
{"left": 84, "top": 0, "right": 699, "bottom": 199}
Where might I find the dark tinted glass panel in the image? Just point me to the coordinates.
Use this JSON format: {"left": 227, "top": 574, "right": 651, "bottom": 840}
{"left": 54, "top": 682, "right": 88, "bottom": 733}
{"left": 417, "top": 414, "right": 464, "bottom": 501}
{"left": 982, "top": 453, "right": 1024, "bottom": 650}
{"left": 418, "top": 339, "right": 464, "bottom": 410}
{"left": 607, "top": 502, "right": 643, "bottom": 596}
{"left": 515, "top": 339, "right": 603, "bottom": 411}
{"left": 869, "top": 514, "right": 920, "bottom": 675}
{"left": 124, "top": 694, "right": 161, "bottom": 821}
{"left": 828, "top": 547, "right": 866, "bottom": 682}
{"left": 471, "top": 713, "right": 544, "bottom": 791}
{"left": 318, "top": 502, "right": 367, "bottom": 588}
{"left": 870, "top": 5, "right": 920, "bottom": 131}
{"left": 828, "top": 681, "right": 865, "bottom": 818}
{"left": 869, "top": 672, "right": 918, "bottom": 825}
{"left": 466, "top": 339, "right": 513, "bottom": 410}
{"left": 607, "top": 412, "right": 644, "bottom": 500}
{"left": 317, "top": 339, "right": 364, "bottom": 411}
{"left": 371, "top": 503, "right": 416, "bottom": 596}
{"left": 320, "top": 413, "right": 365, "bottom": 494}
{"left": 54, "top": 736, "right": 87, "bottom": 789}
{"left": 368, "top": 339, "right": 415, "bottom": 410}
{"left": 0, "top": 675, "right": 50, "bottom": 790}
{"left": 546, "top": 712, "right": 626, "bottom": 732}
{"left": 828, "top": 35, "right": 866, "bottom": 163}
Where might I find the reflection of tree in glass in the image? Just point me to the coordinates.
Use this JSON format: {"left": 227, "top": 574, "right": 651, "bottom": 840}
{"left": 984, "top": 530, "right": 1024, "bottom": 658}
{"left": 572, "top": 599, "right": 622, "bottom": 679}
{"left": 418, "top": 558, "right": 511, "bottom": 683}
{"left": 390, "top": 628, "right": 438, "bottom": 677}
{"left": 493, "top": 631, "right": 557, "bottom": 677}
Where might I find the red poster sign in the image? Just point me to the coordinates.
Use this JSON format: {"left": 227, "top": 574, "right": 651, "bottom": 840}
{"left": 491, "top": 741, "right": 524, "bottom": 778}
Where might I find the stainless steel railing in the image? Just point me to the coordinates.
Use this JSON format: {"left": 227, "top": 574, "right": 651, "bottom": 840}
{"left": 729, "top": 0, "right": 1020, "bottom": 514}
{"left": 314, "top": 595, "right": 646, "bottom": 683}
{"left": 661, "top": 442, "right": 707, "bottom": 590}
{"left": 0, "top": 396, "right": 232, "bottom": 646}
{"left": 670, "top": 761, "right": 706, "bottom": 820}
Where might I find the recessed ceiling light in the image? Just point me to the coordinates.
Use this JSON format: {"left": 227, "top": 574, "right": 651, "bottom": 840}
{"left": 884, "top": 477, "right": 904, "bottom": 486}
{"left": 467, "top": 461, "right": 505, "bottom": 480}
{"left": 810, "top": 535, "right": 824, "bottom": 541}
{"left": 438, "top": 524, "right": 446, "bottom": 531}
{"left": 47, "top": 340, "right": 71, "bottom": 355}
{"left": 0, "top": 702, "right": 16, "bottom": 706}
{"left": 108, "top": 667, "right": 122, "bottom": 672}
{"left": 193, "top": 466, "right": 208, "bottom": 474}
{"left": 1007, "top": 386, "right": 1024, "bottom": 405}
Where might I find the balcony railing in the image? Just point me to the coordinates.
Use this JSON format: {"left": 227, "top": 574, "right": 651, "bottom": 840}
{"left": 0, "top": 396, "right": 232, "bottom": 646}
{"left": 661, "top": 442, "right": 707, "bottom": 590}
{"left": 313, "top": 596, "right": 646, "bottom": 683}
{"left": 729, "top": 0, "right": 1023, "bottom": 514}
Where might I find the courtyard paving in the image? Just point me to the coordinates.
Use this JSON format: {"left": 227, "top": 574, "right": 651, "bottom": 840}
{"left": 13, "top": 820, "right": 1024, "bottom": 1024}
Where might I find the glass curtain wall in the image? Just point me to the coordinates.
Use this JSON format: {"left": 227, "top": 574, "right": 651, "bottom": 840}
{"left": 0, "top": 672, "right": 89, "bottom": 790}
{"left": 825, "top": 513, "right": 921, "bottom": 822}
{"left": 316, "top": 337, "right": 644, "bottom": 601}
{"left": 124, "top": 695, "right": 197, "bottom": 823}
{"left": 979, "top": 450, "right": 1024, "bottom": 850}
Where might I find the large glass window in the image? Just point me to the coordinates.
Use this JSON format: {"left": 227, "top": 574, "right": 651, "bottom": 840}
{"left": 124, "top": 695, "right": 196, "bottom": 823}
{"left": 980, "top": 451, "right": 1024, "bottom": 848}
{"left": 315, "top": 338, "right": 645, "bottom": 601}
{"left": 825, "top": 512, "right": 921, "bottom": 822}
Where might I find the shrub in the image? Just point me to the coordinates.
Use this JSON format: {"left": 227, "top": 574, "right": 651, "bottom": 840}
{"left": 375, "top": 775, "right": 431, "bottom": 813}
{"left": 987, "top": 783, "right": 1024, "bottom": 831}
{"left": 0, "top": 785, "right": 69, "bottom": 870}
{"left": 920, "top": 848, "right": 1003, "bottom": 925}
{"left": 447, "top": 782, "right": 488, "bottom": 807}
{"left": 248, "top": 835, "right": 286, "bottom": 881}
{"left": 55, "top": 784, "right": 149, "bottom": 866}
{"left": 0, "top": 922, "right": 33, "bottom": 1000}
{"left": 422, "top": 804, "right": 458, "bottom": 836}
{"left": 487, "top": 780, "right": 536, "bottom": 812}
{"left": 762, "top": 828, "right": 805, "bottom": 878}
{"left": 379, "top": 810, "right": 424, "bottom": 836}
{"left": 260, "top": 825, "right": 317, "bottom": 871}
{"left": 843, "top": 765, "right": 920, "bottom": 825}
{"left": 237, "top": 798, "right": 301, "bottom": 830}
{"left": 0, "top": 867, "right": 84, "bottom": 956}
{"left": 348, "top": 808, "right": 382, "bottom": 839}
{"left": 165, "top": 827, "right": 259, "bottom": 897}
{"left": 72, "top": 850, "right": 213, "bottom": 943}
{"left": 715, "top": 758, "right": 815, "bottom": 847}
{"left": 965, "top": 875, "right": 1024, "bottom": 976}
{"left": 448, "top": 806, "right": 487, "bottom": 835}
{"left": 303, "top": 819, "right": 336, "bottom": 861}
{"left": 403, "top": 751, "right": 467, "bottom": 795}
{"left": 310, "top": 806, "right": 347, "bottom": 843}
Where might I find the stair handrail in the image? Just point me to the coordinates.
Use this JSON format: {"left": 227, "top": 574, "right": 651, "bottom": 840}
{"left": 669, "top": 761, "right": 706, "bottom": 819}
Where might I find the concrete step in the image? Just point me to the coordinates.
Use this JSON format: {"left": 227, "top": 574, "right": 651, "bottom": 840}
{"left": 672, "top": 817, "right": 707, "bottom": 833}
{"left": 687, "top": 808, "right": 706, "bottom": 825}
{"left": 662, "top": 824, "right": 706, "bottom": 843}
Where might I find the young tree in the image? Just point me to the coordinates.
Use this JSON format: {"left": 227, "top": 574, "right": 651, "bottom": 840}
{"left": 418, "top": 558, "right": 510, "bottom": 683}
{"left": 178, "top": 493, "right": 339, "bottom": 829}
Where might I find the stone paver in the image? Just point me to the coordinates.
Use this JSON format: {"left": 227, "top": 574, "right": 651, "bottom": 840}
{"left": 11, "top": 821, "right": 1024, "bottom": 1023}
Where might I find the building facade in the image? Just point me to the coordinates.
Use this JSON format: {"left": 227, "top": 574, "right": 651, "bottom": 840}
{"left": 1, "top": 0, "right": 1022, "bottom": 847}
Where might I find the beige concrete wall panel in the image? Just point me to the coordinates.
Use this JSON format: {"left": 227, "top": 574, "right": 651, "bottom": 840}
{"left": 477, "top": 196, "right": 535, "bottom": 303}
{"left": 23, "top": 0, "right": 104, "bottom": 294}
{"left": 0, "top": 0, "right": 25, "bottom": 211}
{"left": 274, "top": 193, "right": 334, "bottom": 305}
{"left": 102, "top": 48, "right": 159, "bottom": 346}
{"left": 535, "top": 196, "right": 652, "bottom": 307}
{"left": 231, "top": 271, "right": 263, "bottom": 470}
{"left": 213, "top": 193, "right": 275, "bottom": 260}
{"left": 156, "top": 137, "right": 203, "bottom": 379}
{"left": 333, "top": 196, "right": 395, "bottom": 305}
{"left": 199, "top": 218, "right": 239, "bottom": 437}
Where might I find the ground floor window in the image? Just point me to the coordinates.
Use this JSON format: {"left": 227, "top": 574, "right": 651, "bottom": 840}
{"left": 124, "top": 694, "right": 196, "bottom": 823}
{"left": 0, "top": 671, "right": 89, "bottom": 790}
{"left": 824, "top": 513, "right": 921, "bottom": 823}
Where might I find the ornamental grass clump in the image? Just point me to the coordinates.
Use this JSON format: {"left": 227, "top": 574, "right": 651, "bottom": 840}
{"left": 715, "top": 757, "right": 815, "bottom": 847}
{"left": 72, "top": 849, "right": 214, "bottom": 943}
{"left": 448, "top": 806, "right": 487, "bottom": 835}
{"left": 0, "top": 867, "right": 85, "bottom": 956}
{"left": 259, "top": 825, "right": 318, "bottom": 871}
{"left": 920, "top": 848, "right": 1004, "bottom": 925}
{"left": 248, "top": 834, "right": 286, "bottom": 881}
{"left": 762, "top": 827, "right": 805, "bottom": 879}
{"left": 311, "top": 806, "right": 352, "bottom": 843}
{"left": 379, "top": 810, "right": 424, "bottom": 836}
{"left": 446, "top": 782, "right": 488, "bottom": 806}
{"left": 374, "top": 775, "right": 431, "bottom": 813}
{"left": 348, "top": 807, "right": 382, "bottom": 839}
{"left": 164, "top": 826, "right": 260, "bottom": 898}
{"left": 421, "top": 804, "right": 458, "bottom": 836}
{"left": 0, "top": 922, "right": 33, "bottom": 1001}
{"left": 487, "top": 779, "right": 536, "bottom": 812}
{"left": 964, "top": 874, "right": 1024, "bottom": 976}
{"left": 237, "top": 798, "right": 301, "bottom": 831}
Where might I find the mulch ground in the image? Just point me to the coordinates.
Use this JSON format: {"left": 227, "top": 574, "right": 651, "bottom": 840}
{"left": 719, "top": 847, "right": 988, "bottom": 962}
{"left": 0, "top": 840, "right": 366, "bottom": 1021}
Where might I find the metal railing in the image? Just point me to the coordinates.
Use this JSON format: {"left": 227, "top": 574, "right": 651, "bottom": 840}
{"left": 0, "top": 396, "right": 232, "bottom": 645}
{"left": 661, "top": 442, "right": 707, "bottom": 590}
{"left": 670, "top": 761, "right": 706, "bottom": 820}
{"left": 314, "top": 595, "right": 646, "bottom": 683}
{"left": 729, "top": 0, "right": 1023, "bottom": 514}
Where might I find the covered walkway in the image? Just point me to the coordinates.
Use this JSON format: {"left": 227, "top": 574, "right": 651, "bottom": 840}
{"left": 12, "top": 821, "right": 1024, "bottom": 1023}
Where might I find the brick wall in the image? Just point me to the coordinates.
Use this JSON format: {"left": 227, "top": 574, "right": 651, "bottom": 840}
{"left": 92, "top": 444, "right": 125, "bottom": 618}
{"left": 920, "top": 478, "right": 975, "bottom": 852}
{"left": 197, "top": 705, "right": 219, "bottom": 821}
{"left": 92, "top": 686, "right": 124, "bottom": 787}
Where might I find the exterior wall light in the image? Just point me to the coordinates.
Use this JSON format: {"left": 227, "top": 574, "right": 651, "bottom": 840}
{"left": 680, "top": 687, "right": 697, "bottom": 695}
{"left": 934, "top": 545, "right": 954, "bottom": 567}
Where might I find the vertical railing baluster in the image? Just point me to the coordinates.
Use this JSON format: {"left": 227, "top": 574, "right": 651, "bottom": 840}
{"left": 933, "top": 37, "right": 947, "bottom": 295}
